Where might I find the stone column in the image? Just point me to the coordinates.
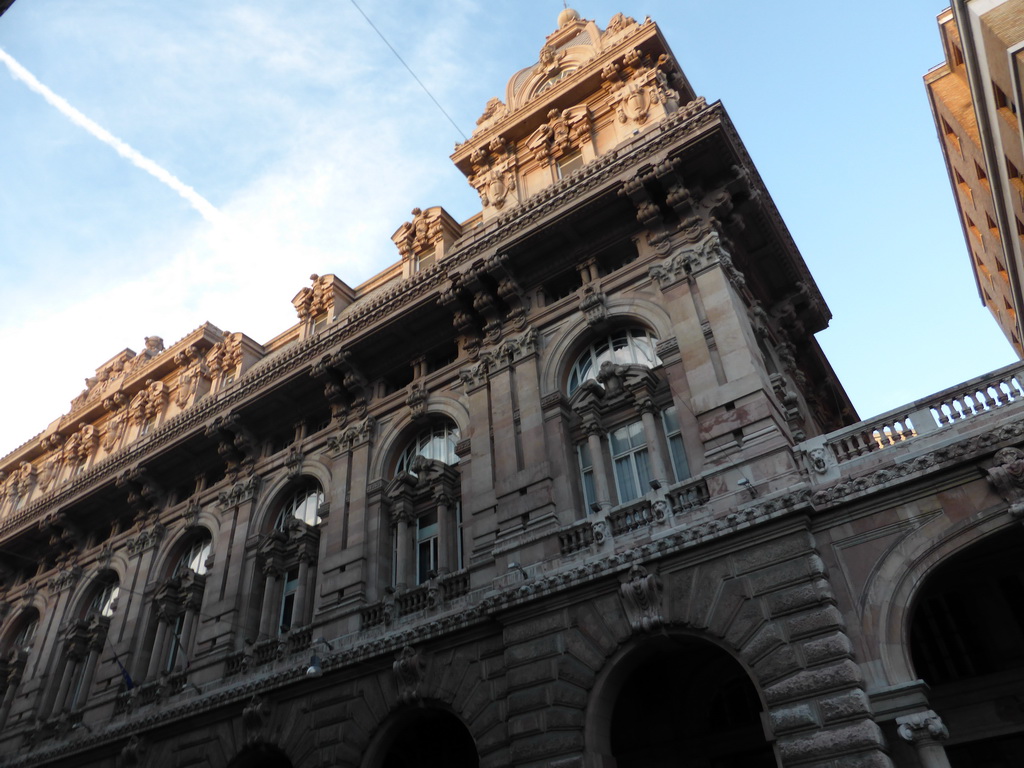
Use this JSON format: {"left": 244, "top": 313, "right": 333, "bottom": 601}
{"left": 72, "top": 644, "right": 101, "bottom": 710}
{"left": 435, "top": 492, "right": 452, "bottom": 575}
{"left": 174, "top": 604, "right": 197, "bottom": 672}
{"left": 585, "top": 424, "right": 611, "bottom": 510}
{"left": 0, "top": 666, "right": 22, "bottom": 726}
{"left": 146, "top": 612, "right": 171, "bottom": 680}
{"left": 395, "top": 514, "right": 410, "bottom": 590}
{"left": 293, "top": 556, "right": 310, "bottom": 627}
{"left": 896, "top": 710, "right": 952, "bottom": 768}
{"left": 51, "top": 654, "right": 80, "bottom": 715}
{"left": 638, "top": 402, "right": 669, "bottom": 487}
{"left": 257, "top": 567, "right": 280, "bottom": 640}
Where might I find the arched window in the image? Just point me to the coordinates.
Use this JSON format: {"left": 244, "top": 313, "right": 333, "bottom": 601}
{"left": 568, "top": 328, "right": 688, "bottom": 511}
{"left": 89, "top": 577, "right": 120, "bottom": 619}
{"left": 0, "top": 610, "right": 40, "bottom": 726}
{"left": 46, "top": 575, "right": 120, "bottom": 715}
{"left": 142, "top": 533, "right": 213, "bottom": 683}
{"left": 176, "top": 534, "right": 213, "bottom": 577}
{"left": 567, "top": 328, "right": 661, "bottom": 395}
{"left": 253, "top": 480, "right": 325, "bottom": 640}
{"left": 395, "top": 423, "right": 460, "bottom": 475}
{"left": 274, "top": 480, "right": 324, "bottom": 529}
{"left": 11, "top": 614, "right": 38, "bottom": 653}
{"left": 388, "top": 420, "right": 464, "bottom": 587}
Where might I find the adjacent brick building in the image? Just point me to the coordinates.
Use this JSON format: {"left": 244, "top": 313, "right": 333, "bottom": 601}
{"left": 927, "top": 0, "right": 1024, "bottom": 356}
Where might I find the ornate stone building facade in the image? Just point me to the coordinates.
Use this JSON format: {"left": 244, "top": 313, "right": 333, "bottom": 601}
{"left": 1, "top": 9, "right": 1023, "bottom": 768}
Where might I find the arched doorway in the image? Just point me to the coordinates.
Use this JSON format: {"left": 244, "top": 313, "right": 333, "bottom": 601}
{"left": 372, "top": 707, "right": 477, "bottom": 768}
{"left": 226, "top": 743, "right": 293, "bottom": 768}
{"left": 910, "top": 526, "right": 1024, "bottom": 764}
{"left": 592, "top": 635, "right": 775, "bottom": 768}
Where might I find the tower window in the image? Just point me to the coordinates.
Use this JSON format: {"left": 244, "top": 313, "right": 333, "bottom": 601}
{"left": 557, "top": 150, "right": 585, "bottom": 179}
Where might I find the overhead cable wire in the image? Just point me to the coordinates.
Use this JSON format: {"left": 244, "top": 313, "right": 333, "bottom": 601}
{"left": 348, "top": 0, "right": 469, "bottom": 142}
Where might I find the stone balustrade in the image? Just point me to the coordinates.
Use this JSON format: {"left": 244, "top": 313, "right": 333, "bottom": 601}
{"left": 823, "top": 360, "right": 1024, "bottom": 464}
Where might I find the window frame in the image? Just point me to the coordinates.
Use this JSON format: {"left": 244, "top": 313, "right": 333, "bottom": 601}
{"left": 567, "top": 329, "right": 661, "bottom": 396}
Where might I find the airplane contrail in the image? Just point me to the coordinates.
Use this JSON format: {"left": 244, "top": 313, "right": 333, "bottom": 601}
{"left": 0, "top": 47, "right": 221, "bottom": 223}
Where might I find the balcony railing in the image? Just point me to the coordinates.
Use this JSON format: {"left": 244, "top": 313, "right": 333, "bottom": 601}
{"left": 824, "top": 360, "right": 1024, "bottom": 463}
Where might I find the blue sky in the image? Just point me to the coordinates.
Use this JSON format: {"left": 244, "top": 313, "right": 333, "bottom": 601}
{"left": 0, "top": 1, "right": 1016, "bottom": 458}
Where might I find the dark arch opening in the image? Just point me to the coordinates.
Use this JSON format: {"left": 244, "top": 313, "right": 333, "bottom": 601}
{"left": 909, "top": 526, "right": 1024, "bottom": 764}
{"left": 226, "top": 743, "right": 293, "bottom": 768}
{"left": 609, "top": 638, "right": 774, "bottom": 768}
{"left": 378, "top": 707, "right": 478, "bottom": 768}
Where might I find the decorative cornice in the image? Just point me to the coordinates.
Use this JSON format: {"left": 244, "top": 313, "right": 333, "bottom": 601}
{"left": 810, "top": 418, "right": 1024, "bottom": 511}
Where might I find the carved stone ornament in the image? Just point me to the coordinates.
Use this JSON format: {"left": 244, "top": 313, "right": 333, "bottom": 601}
{"left": 986, "top": 446, "right": 1024, "bottom": 517}
{"left": 806, "top": 447, "right": 832, "bottom": 475}
{"left": 406, "top": 383, "right": 429, "bottom": 421}
{"left": 393, "top": 645, "right": 426, "bottom": 705}
{"left": 119, "top": 735, "right": 148, "bottom": 768}
{"left": 471, "top": 160, "right": 518, "bottom": 211}
{"left": 242, "top": 695, "right": 272, "bottom": 740}
{"left": 619, "top": 564, "right": 664, "bottom": 632}
{"left": 579, "top": 284, "right": 608, "bottom": 327}
{"left": 473, "top": 96, "right": 508, "bottom": 134}
{"left": 896, "top": 709, "right": 949, "bottom": 745}
{"left": 285, "top": 446, "right": 303, "bottom": 480}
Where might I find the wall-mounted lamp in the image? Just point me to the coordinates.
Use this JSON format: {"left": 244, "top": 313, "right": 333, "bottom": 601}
{"left": 305, "top": 637, "right": 335, "bottom": 678}
{"left": 508, "top": 562, "right": 529, "bottom": 580}
{"left": 649, "top": 478, "right": 662, "bottom": 491}
{"left": 737, "top": 477, "right": 758, "bottom": 498}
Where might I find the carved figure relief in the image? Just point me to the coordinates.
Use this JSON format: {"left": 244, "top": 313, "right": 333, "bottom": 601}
{"left": 474, "top": 97, "right": 507, "bottom": 134}
{"left": 126, "top": 336, "right": 164, "bottom": 373}
{"left": 987, "top": 446, "right": 1024, "bottom": 516}
{"left": 206, "top": 332, "right": 244, "bottom": 382}
{"left": 605, "top": 12, "right": 638, "bottom": 37}
{"left": 526, "top": 107, "right": 592, "bottom": 165}
{"left": 293, "top": 273, "right": 338, "bottom": 321}
{"left": 474, "top": 162, "right": 518, "bottom": 210}
{"left": 392, "top": 645, "right": 426, "bottom": 704}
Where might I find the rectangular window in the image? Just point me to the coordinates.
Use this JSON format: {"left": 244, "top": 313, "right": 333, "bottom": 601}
{"left": 661, "top": 406, "right": 691, "bottom": 483}
{"left": 557, "top": 150, "right": 584, "bottom": 179}
{"left": 610, "top": 421, "right": 650, "bottom": 503}
{"left": 416, "top": 510, "right": 439, "bottom": 584}
{"left": 941, "top": 117, "right": 961, "bottom": 154}
{"left": 165, "top": 612, "right": 185, "bottom": 672}
{"left": 994, "top": 82, "right": 1017, "bottom": 115}
{"left": 279, "top": 568, "right": 299, "bottom": 633}
{"left": 415, "top": 251, "right": 436, "bottom": 273}
{"left": 986, "top": 212, "right": 1000, "bottom": 240}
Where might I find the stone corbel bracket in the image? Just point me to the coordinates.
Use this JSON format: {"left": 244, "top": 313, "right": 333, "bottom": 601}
{"left": 204, "top": 413, "right": 258, "bottom": 477}
{"left": 311, "top": 350, "right": 371, "bottom": 425}
{"left": 619, "top": 563, "right": 664, "bottom": 632}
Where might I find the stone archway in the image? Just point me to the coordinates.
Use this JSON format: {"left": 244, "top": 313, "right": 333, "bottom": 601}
{"left": 364, "top": 706, "right": 478, "bottom": 768}
{"left": 587, "top": 634, "right": 776, "bottom": 768}
{"left": 226, "top": 743, "right": 294, "bottom": 768}
{"left": 909, "top": 526, "right": 1024, "bottom": 764}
